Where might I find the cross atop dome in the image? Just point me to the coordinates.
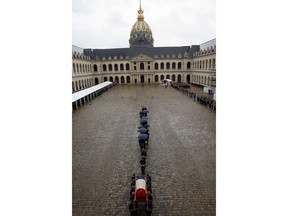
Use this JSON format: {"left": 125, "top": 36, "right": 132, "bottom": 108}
{"left": 137, "top": 0, "right": 144, "bottom": 21}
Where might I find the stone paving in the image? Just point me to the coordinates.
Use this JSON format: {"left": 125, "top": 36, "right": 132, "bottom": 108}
{"left": 72, "top": 84, "right": 216, "bottom": 216}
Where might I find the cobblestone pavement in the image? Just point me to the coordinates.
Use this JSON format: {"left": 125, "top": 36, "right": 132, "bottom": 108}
{"left": 72, "top": 84, "right": 216, "bottom": 216}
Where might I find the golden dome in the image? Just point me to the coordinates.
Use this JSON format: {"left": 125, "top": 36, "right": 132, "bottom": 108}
{"left": 131, "top": 20, "right": 151, "bottom": 32}
{"left": 129, "top": 0, "right": 154, "bottom": 48}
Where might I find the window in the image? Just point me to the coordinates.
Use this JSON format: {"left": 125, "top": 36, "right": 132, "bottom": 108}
{"left": 155, "top": 63, "right": 159, "bottom": 70}
{"left": 94, "top": 64, "right": 98, "bottom": 72}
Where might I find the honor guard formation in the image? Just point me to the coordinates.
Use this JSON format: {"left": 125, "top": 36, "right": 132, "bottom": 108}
{"left": 128, "top": 107, "right": 153, "bottom": 216}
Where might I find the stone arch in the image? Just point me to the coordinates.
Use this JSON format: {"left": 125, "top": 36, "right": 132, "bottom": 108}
{"left": 103, "top": 64, "right": 107, "bottom": 71}
{"left": 154, "top": 62, "right": 159, "bottom": 70}
{"left": 109, "top": 64, "right": 113, "bottom": 71}
{"left": 155, "top": 75, "right": 159, "bottom": 82}
{"left": 121, "top": 76, "right": 125, "bottom": 83}
{"left": 166, "top": 62, "right": 170, "bottom": 70}
{"left": 187, "top": 74, "right": 191, "bottom": 83}
{"left": 177, "top": 74, "right": 181, "bottom": 82}
{"left": 172, "top": 62, "right": 176, "bottom": 69}
{"left": 114, "top": 64, "right": 118, "bottom": 71}
{"left": 94, "top": 64, "right": 98, "bottom": 72}
{"left": 95, "top": 77, "right": 99, "bottom": 85}
{"left": 75, "top": 81, "right": 78, "bottom": 91}
{"left": 172, "top": 74, "right": 176, "bottom": 81}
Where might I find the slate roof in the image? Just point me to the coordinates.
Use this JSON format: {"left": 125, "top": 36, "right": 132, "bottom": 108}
{"left": 83, "top": 46, "right": 200, "bottom": 60}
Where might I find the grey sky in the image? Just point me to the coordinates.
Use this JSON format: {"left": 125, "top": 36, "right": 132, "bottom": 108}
{"left": 72, "top": 0, "right": 215, "bottom": 49}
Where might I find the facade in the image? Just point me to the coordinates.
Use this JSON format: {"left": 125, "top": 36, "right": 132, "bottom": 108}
{"left": 72, "top": 2, "right": 216, "bottom": 93}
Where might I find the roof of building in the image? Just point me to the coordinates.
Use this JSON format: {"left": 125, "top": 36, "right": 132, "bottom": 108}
{"left": 83, "top": 46, "right": 201, "bottom": 60}
{"left": 199, "top": 38, "right": 216, "bottom": 51}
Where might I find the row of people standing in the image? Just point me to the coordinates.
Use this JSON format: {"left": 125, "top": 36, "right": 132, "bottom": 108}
{"left": 172, "top": 85, "right": 216, "bottom": 112}
{"left": 138, "top": 107, "right": 150, "bottom": 174}
{"left": 128, "top": 107, "right": 153, "bottom": 215}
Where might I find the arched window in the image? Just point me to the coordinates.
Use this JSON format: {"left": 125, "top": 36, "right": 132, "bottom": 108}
{"left": 177, "top": 74, "right": 181, "bottom": 82}
{"left": 209, "top": 59, "right": 212, "bottom": 69}
{"left": 155, "top": 75, "right": 159, "bottom": 82}
{"left": 109, "top": 76, "right": 113, "bottom": 82}
{"left": 127, "top": 76, "right": 131, "bottom": 83}
{"left": 154, "top": 63, "right": 159, "bottom": 70}
{"left": 120, "top": 64, "right": 124, "bottom": 71}
{"left": 73, "top": 63, "right": 75, "bottom": 73}
{"left": 172, "top": 62, "right": 176, "bottom": 69}
{"left": 95, "top": 78, "right": 99, "bottom": 85}
{"left": 160, "top": 75, "right": 164, "bottom": 80}
{"left": 103, "top": 64, "right": 107, "bottom": 71}
{"left": 104, "top": 77, "right": 108, "bottom": 82}
{"left": 166, "top": 62, "right": 170, "bottom": 70}
{"left": 115, "top": 76, "right": 119, "bottom": 83}
{"left": 172, "top": 74, "right": 176, "bottom": 81}
{"left": 160, "top": 62, "right": 164, "bottom": 70}
{"left": 187, "top": 75, "right": 191, "bottom": 83}
{"left": 72, "top": 82, "right": 75, "bottom": 92}
{"left": 94, "top": 64, "right": 98, "bottom": 72}
{"left": 166, "top": 74, "right": 170, "bottom": 79}
{"left": 121, "top": 76, "right": 125, "bottom": 83}
{"left": 178, "top": 62, "right": 182, "bottom": 69}
{"left": 213, "top": 58, "right": 216, "bottom": 68}
{"left": 126, "top": 63, "right": 130, "bottom": 71}
{"left": 187, "top": 62, "right": 191, "bottom": 69}
{"left": 205, "top": 60, "right": 208, "bottom": 69}
{"left": 114, "top": 64, "right": 118, "bottom": 71}
{"left": 140, "top": 63, "right": 144, "bottom": 70}
{"left": 76, "top": 64, "right": 79, "bottom": 73}
{"left": 200, "top": 61, "right": 202, "bottom": 69}
{"left": 109, "top": 64, "right": 113, "bottom": 71}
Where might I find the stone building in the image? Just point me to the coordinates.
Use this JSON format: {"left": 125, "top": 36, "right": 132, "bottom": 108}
{"left": 72, "top": 1, "right": 216, "bottom": 93}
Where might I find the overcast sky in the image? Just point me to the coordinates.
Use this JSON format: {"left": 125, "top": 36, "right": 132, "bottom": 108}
{"left": 72, "top": 0, "right": 215, "bottom": 49}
